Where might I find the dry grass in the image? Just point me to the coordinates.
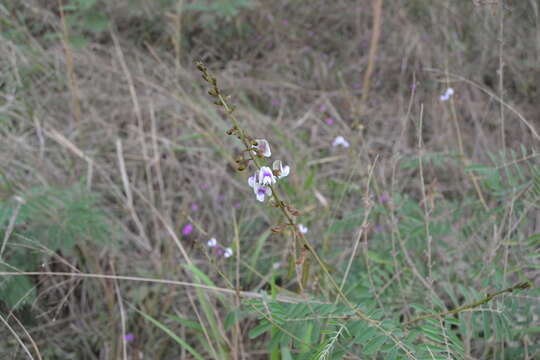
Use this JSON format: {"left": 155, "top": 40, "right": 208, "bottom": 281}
{"left": 1, "top": 0, "right": 539, "bottom": 358}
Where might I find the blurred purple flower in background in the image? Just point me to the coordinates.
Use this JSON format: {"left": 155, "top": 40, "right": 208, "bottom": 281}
{"left": 191, "top": 203, "right": 199, "bottom": 211}
{"left": 319, "top": 105, "right": 327, "bottom": 112}
{"left": 182, "top": 224, "right": 193, "bottom": 236}
{"left": 379, "top": 194, "right": 389, "bottom": 202}
{"left": 124, "top": 333, "right": 135, "bottom": 343}
{"left": 326, "top": 117, "right": 334, "bottom": 125}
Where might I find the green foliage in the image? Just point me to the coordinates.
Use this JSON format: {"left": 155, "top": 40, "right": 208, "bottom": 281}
{"left": 238, "top": 149, "right": 540, "bottom": 359}
{"left": 185, "top": 0, "right": 255, "bottom": 29}
{"left": 0, "top": 184, "right": 112, "bottom": 309}
{"left": 62, "top": 0, "right": 109, "bottom": 49}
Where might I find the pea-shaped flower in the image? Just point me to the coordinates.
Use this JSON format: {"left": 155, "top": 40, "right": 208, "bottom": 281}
{"left": 258, "top": 166, "right": 276, "bottom": 186}
{"left": 332, "top": 136, "right": 350, "bottom": 148}
{"left": 253, "top": 139, "right": 272, "bottom": 157}
{"left": 272, "top": 160, "right": 290, "bottom": 179}
{"left": 223, "top": 248, "right": 233, "bottom": 258}
{"left": 253, "top": 183, "right": 272, "bottom": 202}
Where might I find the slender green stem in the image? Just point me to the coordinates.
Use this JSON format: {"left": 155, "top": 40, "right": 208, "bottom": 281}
{"left": 403, "top": 281, "right": 531, "bottom": 327}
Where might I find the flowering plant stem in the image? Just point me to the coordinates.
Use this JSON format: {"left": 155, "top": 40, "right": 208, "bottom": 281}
{"left": 195, "top": 61, "right": 377, "bottom": 325}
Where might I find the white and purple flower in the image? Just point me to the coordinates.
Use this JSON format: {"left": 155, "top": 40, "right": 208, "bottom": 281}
{"left": 253, "top": 139, "right": 272, "bottom": 157}
{"left": 258, "top": 166, "right": 276, "bottom": 186}
{"left": 298, "top": 224, "right": 308, "bottom": 234}
{"left": 332, "top": 136, "right": 350, "bottom": 148}
{"left": 254, "top": 183, "right": 272, "bottom": 202}
{"left": 248, "top": 174, "right": 258, "bottom": 188}
{"left": 223, "top": 248, "right": 233, "bottom": 258}
{"left": 272, "top": 160, "right": 290, "bottom": 179}
{"left": 439, "top": 87, "right": 454, "bottom": 102}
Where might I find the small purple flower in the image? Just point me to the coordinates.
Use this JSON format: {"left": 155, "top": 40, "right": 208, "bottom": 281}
{"left": 253, "top": 139, "right": 272, "bottom": 157}
{"left": 319, "top": 105, "right": 327, "bottom": 112}
{"left": 379, "top": 194, "right": 389, "bottom": 202}
{"left": 218, "top": 194, "right": 225, "bottom": 201}
{"left": 191, "top": 203, "right": 199, "bottom": 211}
{"left": 439, "top": 88, "right": 454, "bottom": 102}
{"left": 124, "top": 333, "right": 135, "bottom": 343}
{"left": 223, "top": 248, "right": 233, "bottom": 258}
{"left": 332, "top": 136, "right": 350, "bottom": 148}
{"left": 248, "top": 174, "right": 258, "bottom": 188}
{"left": 182, "top": 224, "right": 193, "bottom": 236}
{"left": 259, "top": 166, "right": 276, "bottom": 185}
{"left": 326, "top": 117, "right": 334, "bottom": 125}
{"left": 254, "top": 183, "right": 272, "bottom": 202}
{"left": 233, "top": 201, "right": 241, "bottom": 209}
{"left": 374, "top": 225, "right": 383, "bottom": 232}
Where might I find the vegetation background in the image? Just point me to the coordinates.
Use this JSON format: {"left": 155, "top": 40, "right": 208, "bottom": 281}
{"left": 1, "top": 0, "right": 539, "bottom": 359}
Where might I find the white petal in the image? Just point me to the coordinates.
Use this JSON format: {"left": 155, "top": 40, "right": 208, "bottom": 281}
{"left": 254, "top": 184, "right": 268, "bottom": 201}
{"left": 248, "top": 175, "right": 257, "bottom": 188}
{"left": 298, "top": 224, "right": 308, "bottom": 234}
{"left": 256, "top": 192, "right": 266, "bottom": 202}
{"left": 255, "top": 139, "right": 272, "bottom": 158}
{"left": 224, "top": 248, "right": 233, "bottom": 258}
{"left": 259, "top": 166, "right": 276, "bottom": 185}
{"left": 281, "top": 165, "right": 290, "bottom": 177}
{"left": 332, "top": 136, "right": 344, "bottom": 147}
{"left": 207, "top": 238, "right": 218, "bottom": 247}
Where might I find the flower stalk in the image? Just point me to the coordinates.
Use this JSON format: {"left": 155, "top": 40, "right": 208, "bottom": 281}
{"left": 195, "top": 61, "right": 377, "bottom": 325}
